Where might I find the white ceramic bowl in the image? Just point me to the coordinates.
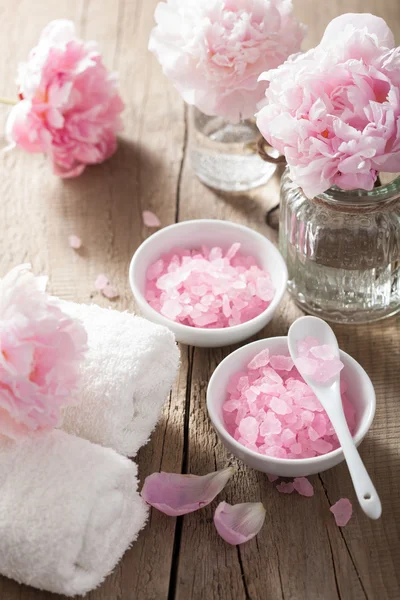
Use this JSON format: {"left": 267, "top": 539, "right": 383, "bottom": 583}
{"left": 129, "top": 220, "right": 288, "bottom": 347}
{"left": 207, "top": 337, "right": 376, "bottom": 476}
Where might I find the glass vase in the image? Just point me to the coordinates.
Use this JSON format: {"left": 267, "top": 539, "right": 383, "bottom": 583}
{"left": 189, "top": 107, "right": 276, "bottom": 192}
{"left": 279, "top": 167, "right": 400, "bottom": 324}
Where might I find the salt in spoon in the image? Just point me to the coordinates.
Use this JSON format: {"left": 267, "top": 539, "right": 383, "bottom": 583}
{"left": 288, "top": 316, "right": 382, "bottom": 520}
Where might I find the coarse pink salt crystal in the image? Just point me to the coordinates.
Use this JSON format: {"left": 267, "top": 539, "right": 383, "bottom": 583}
{"left": 270, "top": 396, "right": 292, "bottom": 416}
{"left": 269, "top": 355, "right": 294, "bottom": 371}
{"left": 314, "top": 359, "right": 344, "bottom": 383}
{"left": 293, "top": 477, "right": 314, "bottom": 497}
{"left": 276, "top": 482, "right": 294, "bottom": 494}
{"left": 267, "top": 474, "right": 279, "bottom": 483}
{"left": 295, "top": 357, "right": 319, "bottom": 376}
{"left": 248, "top": 349, "right": 270, "bottom": 370}
{"left": 260, "top": 411, "right": 282, "bottom": 436}
{"left": 310, "top": 344, "right": 336, "bottom": 361}
{"left": 225, "top": 243, "right": 241, "bottom": 260}
{"left": 238, "top": 416, "right": 259, "bottom": 443}
{"left": 330, "top": 498, "right": 353, "bottom": 526}
{"left": 68, "top": 234, "right": 82, "bottom": 249}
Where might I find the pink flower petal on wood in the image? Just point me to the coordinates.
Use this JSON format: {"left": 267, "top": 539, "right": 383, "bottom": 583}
{"left": 95, "top": 273, "right": 109, "bottom": 290}
{"left": 214, "top": 501, "right": 266, "bottom": 545}
{"left": 68, "top": 234, "right": 82, "bottom": 249}
{"left": 330, "top": 498, "right": 353, "bottom": 526}
{"left": 276, "top": 481, "right": 294, "bottom": 494}
{"left": 293, "top": 477, "right": 314, "bottom": 497}
{"left": 101, "top": 283, "right": 119, "bottom": 299}
{"left": 141, "top": 468, "right": 234, "bottom": 516}
{"left": 142, "top": 210, "right": 161, "bottom": 228}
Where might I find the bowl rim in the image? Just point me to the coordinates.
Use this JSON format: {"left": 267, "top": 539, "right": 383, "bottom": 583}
{"left": 207, "top": 336, "right": 376, "bottom": 466}
{"left": 129, "top": 219, "right": 288, "bottom": 336}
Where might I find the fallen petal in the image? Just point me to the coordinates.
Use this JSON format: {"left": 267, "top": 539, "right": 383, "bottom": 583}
{"left": 95, "top": 273, "right": 109, "bottom": 290}
{"left": 330, "top": 498, "right": 353, "bottom": 526}
{"left": 68, "top": 234, "right": 82, "bottom": 249}
{"left": 102, "top": 283, "right": 119, "bottom": 299}
{"left": 141, "top": 468, "right": 234, "bottom": 516}
{"left": 293, "top": 477, "right": 314, "bottom": 497}
{"left": 276, "top": 481, "right": 294, "bottom": 494}
{"left": 214, "top": 501, "right": 266, "bottom": 545}
{"left": 143, "top": 210, "right": 161, "bottom": 228}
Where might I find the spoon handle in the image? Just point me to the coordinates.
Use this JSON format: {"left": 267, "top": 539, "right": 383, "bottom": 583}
{"left": 328, "top": 403, "right": 382, "bottom": 520}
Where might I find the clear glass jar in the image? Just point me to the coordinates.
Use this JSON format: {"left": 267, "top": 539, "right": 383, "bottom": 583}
{"left": 189, "top": 107, "right": 276, "bottom": 192}
{"left": 279, "top": 167, "right": 400, "bottom": 323}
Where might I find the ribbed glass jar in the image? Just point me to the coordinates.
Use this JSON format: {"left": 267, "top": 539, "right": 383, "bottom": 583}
{"left": 189, "top": 107, "right": 276, "bottom": 192}
{"left": 279, "top": 167, "right": 400, "bottom": 323}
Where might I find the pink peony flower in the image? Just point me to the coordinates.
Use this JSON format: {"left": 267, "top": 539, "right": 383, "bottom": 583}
{"left": 6, "top": 19, "right": 124, "bottom": 177}
{"left": 149, "top": 0, "right": 305, "bottom": 122}
{"left": 256, "top": 13, "right": 400, "bottom": 197}
{"left": 0, "top": 264, "right": 87, "bottom": 439}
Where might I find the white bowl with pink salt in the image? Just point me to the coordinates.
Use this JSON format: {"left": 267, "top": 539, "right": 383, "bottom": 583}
{"left": 129, "top": 220, "right": 287, "bottom": 347}
{"left": 207, "top": 337, "right": 376, "bottom": 477}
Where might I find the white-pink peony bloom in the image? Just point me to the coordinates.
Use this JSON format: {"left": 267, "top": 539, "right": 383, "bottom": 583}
{"left": 256, "top": 13, "right": 400, "bottom": 197}
{"left": 6, "top": 19, "right": 124, "bottom": 178}
{"left": 149, "top": 0, "right": 306, "bottom": 122}
{"left": 0, "top": 265, "right": 87, "bottom": 439}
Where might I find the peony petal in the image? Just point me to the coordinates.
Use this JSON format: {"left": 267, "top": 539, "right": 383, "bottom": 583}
{"left": 320, "top": 13, "right": 395, "bottom": 49}
{"left": 141, "top": 468, "right": 234, "bottom": 516}
{"left": 68, "top": 234, "right": 82, "bottom": 249}
{"left": 101, "top": 283, "right": 119, "bottom": 300}
{"left": 94, "top": 273, "right": 109, "bottom": 290}
{"left": 293, "top": 477, "right": 314, "bottom": 497}
{"left": 214, "top": 501, "right": 266, "bottom": 545}
{"left": 276, "top": 481, "right": 294, "bottom": 494}
{"left": 330, "top": 498, "right": 353, "bottom": 526}
{"left": 142, "top": 210, "right": 161, "bottom": 228}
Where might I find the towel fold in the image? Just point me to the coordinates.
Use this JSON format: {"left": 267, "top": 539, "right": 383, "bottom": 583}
{"left": 60, "top": 302, "right": 180, "bottom": 457}
{"left": 0, "top": 429, "right": 147, "bottom": 596}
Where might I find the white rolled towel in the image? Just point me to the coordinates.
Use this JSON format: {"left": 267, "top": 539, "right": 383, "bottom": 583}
{"left": 0, "top": 429, "right": 147, "bottom": 596}
{"left": 60, "top": 302, "right": 180, "bottom": 457}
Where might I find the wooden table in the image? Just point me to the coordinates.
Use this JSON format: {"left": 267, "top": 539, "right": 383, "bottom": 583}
{"left": 0, "top": 1, "right": 399, "bottom": 599}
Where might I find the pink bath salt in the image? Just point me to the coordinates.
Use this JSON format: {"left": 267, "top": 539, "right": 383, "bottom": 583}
{"left": 267, "top": 474, "right": 279, "bottom": 483}
{"left": 161, "top": 299, "right": 182, "bottom": 320}
{"left": 297, "top": 337, "right": 319, "bottom": 357}
{"left": 295, "top": 357, "right": 319, "bottom": 377}
{"left": 270, "top": 396, "right": 292, "bottom": 416}
{"left": 310, "top": 344, "right": 337, "bottom": 361}
{"left": 248, "top": 348, "right": 270, "bottom": 370}
{"left": 276, "top": 481, "right": 294, "bottom": 494}
{"left": 238, "top": 416, "right": 259, "bottom": 443}
{"left": 314, "top": 359, "right": 344, "bottom": 383}
{"left": 293, "top": 477, "right": 314, "bottom": 497}
{"left": 68, "top": 234, "right": 82, "bottom": 249}
{"left": 222, "top": 348, "right": 356, "bottom": 461}
{"left": 260, "top": 411, "right": 282, "bottom": 436}
{"left": 225, "top": 243, "right": 241, "bottom": 260}
{"left": 330, "top": 498, "right": 353, "bottom": 527}
{"left": 311, "top": 438, "right": 333, "bottom": 454}
{"left": 145, "top": 245, "right": 274, "bottom": 328}
{"left": 269, "top": 355, "right": 294, "bottom": 371}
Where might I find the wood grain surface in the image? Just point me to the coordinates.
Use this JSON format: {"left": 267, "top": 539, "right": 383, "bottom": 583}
{"left": 0, "top": 1, "right": 399, "bottom": 599}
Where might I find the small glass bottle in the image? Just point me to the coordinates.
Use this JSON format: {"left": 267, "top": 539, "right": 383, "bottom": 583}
{"left": 279, "top": 167, "right": 400, "bottom": 323}
{"left": 189, "top": 107, "right": 276, "bottom": 192}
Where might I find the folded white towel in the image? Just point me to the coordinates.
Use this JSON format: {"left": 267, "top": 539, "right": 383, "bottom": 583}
{"left": 60, "top": 302, "right": 180, "bottom": 456}
{"left": 0, "top": 429, "right": 147, "bottom": 596}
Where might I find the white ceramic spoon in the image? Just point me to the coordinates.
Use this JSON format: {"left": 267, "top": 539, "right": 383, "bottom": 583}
{"left": 288, "top": 316, "right": 382, "bottom": 520}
